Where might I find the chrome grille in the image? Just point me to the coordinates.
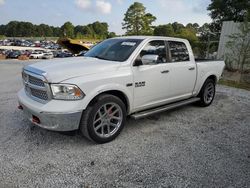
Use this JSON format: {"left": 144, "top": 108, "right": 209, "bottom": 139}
{"left": 28, "top": 75, "right": 45, "bottom": 87}
{"left": 22, "top": 71, "right": 50, "bottom": 103}
{"left": 30, "top": 87, "right": 48, "bottom": 100}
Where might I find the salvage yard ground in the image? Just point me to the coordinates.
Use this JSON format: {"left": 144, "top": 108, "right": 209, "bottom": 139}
{"left": 0, "top": 60, "right": 249, "bottom": 187}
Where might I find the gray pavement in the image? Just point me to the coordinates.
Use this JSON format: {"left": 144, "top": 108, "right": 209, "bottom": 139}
{"left": 0, "top": 60, "right": 249, "bottom": 188}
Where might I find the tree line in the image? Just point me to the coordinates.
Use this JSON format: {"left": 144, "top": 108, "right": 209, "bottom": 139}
{"left": 0, "top": 21, "right": 114, "bottom": 39}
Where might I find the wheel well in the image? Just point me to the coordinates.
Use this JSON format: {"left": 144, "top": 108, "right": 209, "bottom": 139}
{"left": 207, "top": 75, "right": 217, "bottom": 83}
{"left": 197, "top": 75, "right": 217, "bottom": 96}
{"left": 88, "top": 90, "right": 129, "bottom": 113}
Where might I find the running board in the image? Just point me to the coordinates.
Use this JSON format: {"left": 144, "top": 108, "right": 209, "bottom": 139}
{"left": 131, "top": 97, "right": 200, "bottom": 120}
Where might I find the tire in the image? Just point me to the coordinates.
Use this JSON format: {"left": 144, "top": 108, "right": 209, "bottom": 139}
{"left": 197, "top": 78, "right": 216, "bottom": 107}
{"left": 80, "top": 94, "right": 126, "bottom": 144}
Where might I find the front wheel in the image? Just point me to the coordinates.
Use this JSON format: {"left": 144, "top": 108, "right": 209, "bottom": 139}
{"left": 197, "top": 78, "right": 216, "bottom": 107}
{"left": 80, "top": 94, "right": 126, "bottom": 144}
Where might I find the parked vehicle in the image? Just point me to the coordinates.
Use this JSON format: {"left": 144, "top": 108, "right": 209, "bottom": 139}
{"left": 22, "top": 50, "right": 33, "bottom": 57}
{"left": 18, "top": 36, "right": 225, "bottom": 143}
{"left": 78, "top": 50, "right": 87, "bottom": 57}
{"left": 0, "top": 39, "right": 61, "bottom": 50}
{"left": 29, "top": 51, "right": 44, "bottom": 59}
{"left": 7, "top": 50, "right": 21, "bottom": 58}
{"left": 57, "top": 51, "right": 73, "bottom": 58}
{"left": 42, "top": 52, "right": 54, "bottom": 59}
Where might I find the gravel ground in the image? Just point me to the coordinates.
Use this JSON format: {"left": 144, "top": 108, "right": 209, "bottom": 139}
{"left": 0, "top": 60, "right": 249, "bottom": 188}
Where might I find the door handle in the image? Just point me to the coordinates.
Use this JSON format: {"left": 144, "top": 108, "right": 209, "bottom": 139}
{"left": 188, "top": 67, "right": 195, "bottom": 70}
{"left": 161, "top": 70, "right": 169, "bottom": 74}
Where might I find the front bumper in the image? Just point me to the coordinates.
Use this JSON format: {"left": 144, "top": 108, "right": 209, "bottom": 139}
{"left": 18, "top": 89, "right": 82, "bottom": 131}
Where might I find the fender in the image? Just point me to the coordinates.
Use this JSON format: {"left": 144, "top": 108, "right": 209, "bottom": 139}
{"left": 79, "top": 83, "right": 133, "bottom": 114}
{"left": 195, "top": 72, "right": 217, "bottom": 96}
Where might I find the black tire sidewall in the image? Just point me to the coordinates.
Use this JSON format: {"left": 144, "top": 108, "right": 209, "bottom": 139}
{"left": 86, "top": 95, "right": 126, "bottom": 144}
{"left": 199, "top": 79, "right": 216, "bottom": 106}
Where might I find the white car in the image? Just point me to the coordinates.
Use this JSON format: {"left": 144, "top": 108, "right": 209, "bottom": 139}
{"left": 42, "top": 52, "right": 54, "bottom": 59}
{"left": 29, "top": 51, "right": 44, "bottom": 59}
{"left": 18, "top": 36, "right": 225, "bottom": 143}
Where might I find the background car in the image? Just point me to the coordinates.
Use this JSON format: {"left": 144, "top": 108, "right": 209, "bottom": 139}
{"left": 6, "top": 50, "right": 21, "bottom": 59}
{"left": 78, "top": 50, "right": 87, "bottom": 57}
{"left": 42, "top": 52, "right": 54, "bottom": 59}
{"left": 57, "top": 51, "right": 73, "bottom": 58}
{"left": 29, "top": 51, "right": 44, "bottom": 59}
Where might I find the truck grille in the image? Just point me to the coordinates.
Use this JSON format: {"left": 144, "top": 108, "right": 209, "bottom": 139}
{"left": 28, "top": 75, "right": 45, "bottom": 87}
{"left": 22, "top": 71, "right": 50, "bottom": 102}
{"left": 29, "top": 87, "right": 48, "bottom": 100}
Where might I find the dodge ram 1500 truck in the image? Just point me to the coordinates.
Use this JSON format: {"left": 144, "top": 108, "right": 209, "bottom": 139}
{"left": 18, "top": 36, "right": 225, "bottom": 143}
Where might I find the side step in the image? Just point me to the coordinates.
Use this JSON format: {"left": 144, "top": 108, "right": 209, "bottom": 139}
{"left": 131, "top": 97, "right": 200, "bottom": 120}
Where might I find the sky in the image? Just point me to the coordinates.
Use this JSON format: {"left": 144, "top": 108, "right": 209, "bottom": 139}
{"left": 0, "top": 0, "right": 212, "bottom": 34}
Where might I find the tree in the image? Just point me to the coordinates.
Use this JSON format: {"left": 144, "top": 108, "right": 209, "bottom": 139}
{"left": 176, "top": 28, "right": 198, "bottom": 47}
{"left": 122, "top": 2, "right": 156, "bottom": 35}
{"left": 153, "top": 24, "right": 174, "bottom": 36}
{"left": 186, "top": 23, "right": 199, "bottom": 33}
{"left": 107, "top": 32, "right": 116, "bottom": 38}
{"left": 171, "top": 22, "right": 185, "bottom": 34}
{"left": 0, "top": 25, "right": 5, "bottom": 36}
{"left": 36, "top": 24, "right": 53, "bottom": 37}
{"left": 61, "top": 22, "right": 75, "bottom": 38}
{"left": 226, "top": 21, "right": 250, "bottom": 75}
{"left": 142, "top": 13, "right": 157, "bottom": 35}
{"left": 5, "top": 21, "right": 18, "bottom": 37}
{"left": 89, "top": 22, "right": 109, "bottom": 39}
{"left": 82, "top": 25, "right": 95, "bottom": 38}
{"left": 207, "top": 0, "right": 250, "bottom": 31}
{"left": 51, "top": 26, "right": 61, "bottom": 37}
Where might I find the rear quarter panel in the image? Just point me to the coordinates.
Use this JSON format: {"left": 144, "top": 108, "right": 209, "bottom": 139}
{"left": 194, "top": 60, "right": 225, "bottom": 95}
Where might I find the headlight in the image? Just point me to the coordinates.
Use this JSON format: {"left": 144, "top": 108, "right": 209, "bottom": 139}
{"left": 50, "top": 84, "right": 84, "bottom": 100}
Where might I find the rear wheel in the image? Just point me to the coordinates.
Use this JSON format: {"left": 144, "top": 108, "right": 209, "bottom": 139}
{"left": 197, "top": 78, "right": 216, "bottom": 107}
{"left": 80, "top": 94, "right": 126, "bottom": 144}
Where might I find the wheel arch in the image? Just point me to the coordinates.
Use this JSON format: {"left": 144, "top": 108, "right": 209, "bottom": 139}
{"left": 87, "top": 90, "right": 130, "bottom": 114}
{"left": 197, "top": 74, "right": 217, "bottom": 96}
{"left": 206, "top": 74, "right": 217, "bottom": 83}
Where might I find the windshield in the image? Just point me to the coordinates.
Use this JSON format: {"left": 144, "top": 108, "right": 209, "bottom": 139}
{"left": 84, "top": 38, "right": 143, "bottom": 62}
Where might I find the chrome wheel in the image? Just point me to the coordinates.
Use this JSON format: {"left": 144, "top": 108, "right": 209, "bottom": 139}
{"left": 93, "top": 103, "right": 123, "bottom": 138}
{"left": 204, "top": 82, "right": 215, "bottom": 104}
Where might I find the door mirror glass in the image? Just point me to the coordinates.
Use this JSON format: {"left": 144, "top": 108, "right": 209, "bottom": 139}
{"left": 141, "top": 55, "right": 159, "bottom": 65}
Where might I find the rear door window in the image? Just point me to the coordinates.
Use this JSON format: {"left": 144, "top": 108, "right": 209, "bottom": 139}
{"left": 168, "top": 41, "right": 190, "bottom": 62}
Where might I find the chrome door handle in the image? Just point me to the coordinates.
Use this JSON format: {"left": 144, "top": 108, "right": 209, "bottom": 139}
{"left": 188, "top": 67, "right": 195, "bottom": 70}
{"left": 161, "top": 70, "right": 169, "bottom": 73}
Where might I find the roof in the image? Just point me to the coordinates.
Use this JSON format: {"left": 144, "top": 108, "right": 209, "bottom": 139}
{"left": 113, "top": 35, "right": 189, "bottom": 42}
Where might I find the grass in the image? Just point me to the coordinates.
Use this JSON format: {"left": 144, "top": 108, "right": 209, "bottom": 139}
{"left": 219, "top": 79, "right": 250, "bottom": 91}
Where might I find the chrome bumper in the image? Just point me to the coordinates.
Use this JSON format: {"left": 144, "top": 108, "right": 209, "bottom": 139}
{"left": 19, "top": 102, "right": 82, "bottom": 131}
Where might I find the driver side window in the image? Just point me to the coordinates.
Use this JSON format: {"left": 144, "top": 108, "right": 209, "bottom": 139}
{"left": 136, "top": 40, "right": 167, "bottom": 64}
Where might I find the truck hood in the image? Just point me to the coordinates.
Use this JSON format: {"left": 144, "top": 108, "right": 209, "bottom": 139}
{"left": 27, "top": 57, "right": 120, "bottom": 83}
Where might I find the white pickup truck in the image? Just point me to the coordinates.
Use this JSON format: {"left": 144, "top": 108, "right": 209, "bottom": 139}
{"left": 18, "top": 36, "right": 225, "bottom": 143}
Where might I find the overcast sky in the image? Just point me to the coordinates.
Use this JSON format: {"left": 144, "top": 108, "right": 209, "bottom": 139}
{"left": 0, "top": 0, "right": 212, "bottom": 34}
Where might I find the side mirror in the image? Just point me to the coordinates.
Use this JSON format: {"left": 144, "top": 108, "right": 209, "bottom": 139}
{"left": 134, "top": 59, "right": 143, "bottom": 66}
{"left": 141, "top": 55, "right": 159, "bottom": 65}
